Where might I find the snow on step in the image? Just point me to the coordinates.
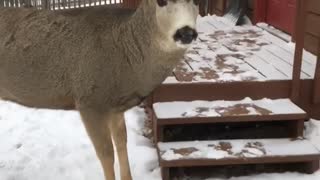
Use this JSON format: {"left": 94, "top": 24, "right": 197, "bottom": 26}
{"left": 153, "top": 98, "right": 305, "bottom": 119}
{"left": 158, "top": 139, "right": 320, "bottom": 161}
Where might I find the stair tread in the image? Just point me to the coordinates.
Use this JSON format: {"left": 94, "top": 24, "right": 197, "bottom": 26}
{"left": 158, "top": 138, "right": 320, "bottom": 167}
{"left": 153, "top": 98, "right": 306, "bottom": 124}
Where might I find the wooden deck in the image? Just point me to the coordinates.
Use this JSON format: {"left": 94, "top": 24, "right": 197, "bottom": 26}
{"left": 151, "top": 97, "right": 318, "bottom": 180}
{"left": 163, "top": 15, "right": 317, "bottom": 85}
{"left": 151, "top": 15, "right": 320, "bottom": 119}
{"left": 150, "top": 15, "right": 320, "bottom": 180}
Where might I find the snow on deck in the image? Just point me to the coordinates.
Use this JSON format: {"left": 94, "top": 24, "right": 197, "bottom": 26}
{"left": 153, "top": 98, "right": 305, "bottom": 119}
{"left": 158, "top": 139, "right": 320, "bottom": 161}
{"left": 163, "top": 15, "right": 317, "bottom": 84}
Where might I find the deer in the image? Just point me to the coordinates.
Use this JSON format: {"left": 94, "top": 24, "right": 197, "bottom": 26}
{"left": 0, "top": 0, "right": 199, "bottom": 179}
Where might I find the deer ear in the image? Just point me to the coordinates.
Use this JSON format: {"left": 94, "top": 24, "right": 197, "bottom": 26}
{"left": 157, "top": 0, "right": 168, "bottom": 7}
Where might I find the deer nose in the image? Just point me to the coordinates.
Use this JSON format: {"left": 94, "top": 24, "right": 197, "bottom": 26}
{"left": 174, "top": 26, "right": 198, "bottom": 44}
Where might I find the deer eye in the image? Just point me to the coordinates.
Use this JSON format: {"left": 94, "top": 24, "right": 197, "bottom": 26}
{"left": 193, "top": 0, "right": 200, "bottom": 5}
{"left": 157, "top": 0, "right": 168, "bottom": 7}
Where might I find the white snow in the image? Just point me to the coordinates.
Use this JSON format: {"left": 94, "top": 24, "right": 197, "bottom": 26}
{"left": 166, "top": 15, "right": 318, "bottom": 84}
{"left": 0, "top": 100, "right": 320, "bottom": 180}
{"left": 256, "top": 23, "right": 292, "bottom": 42}
{"left": 153, "top": 98, "right": 305, "bottom": 119}
{"left": 0, "top": 100, "right": 161, "bottom": 180}
{"left": 159, "top": 139, "right": 320, "bottom": 161}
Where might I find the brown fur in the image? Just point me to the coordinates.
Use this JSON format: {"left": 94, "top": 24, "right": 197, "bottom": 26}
{"left": 0, "top": 1, "right": 190, "bottom": 179}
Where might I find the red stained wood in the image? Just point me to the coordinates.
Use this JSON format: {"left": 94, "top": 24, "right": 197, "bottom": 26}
{"left": 150, "top": 80, "right": 320, "bottom": 119}
{"left": 153, "top": 81, "right": 292, "bottom": 103}
{"left": 254, "top": 0, "right": 267, "bottom": 24}
{"left": 304, "top": 33, "right": 319, "bottom": 55}
{"left": 308, "top": 0, "right": 320, "bottom": 15}
{"left": 266, "top": 0, "right": 297, "bottom": 34}
{"left": 154, "top": 113, "right": 308, "bottom": 126}
{"left": 313, "top": 46, "right": 320, "bottom": 104}
{"left": 291, "top": 0, "right": 307, "bottom": 103}
{"left": 254, "top": 0, "right": 297, "bottom": 35}
{"left": 199, "top": 0, "right": 206, "bottom": 16}
{"left": 159, "top": 155, "right": 320, "bottom": 169}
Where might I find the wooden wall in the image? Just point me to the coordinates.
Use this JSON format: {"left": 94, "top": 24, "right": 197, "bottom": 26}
{"left": 304, "top": 0, "right": 320, "bottom": 104}
{"left": 305, "top": 0, "right": 320, "bottom": 55}
{"left": 208, "top": 0, "right": 227, "bottom": 16}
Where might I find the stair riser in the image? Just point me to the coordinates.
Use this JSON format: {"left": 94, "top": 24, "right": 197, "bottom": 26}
{"left": 160, "top": 161, "right": 320, "bottom": 180}
{"left": 156, "top": 120, "right": 304, "bottom": 142}
{"left": 152, "top": 81, "right": 292, "bottom": 103}
{"left": 159, "top": 156, "right": 320, "bottom": 167}
{"left": 156, "top": 115, "right": 308, "bottom": 125}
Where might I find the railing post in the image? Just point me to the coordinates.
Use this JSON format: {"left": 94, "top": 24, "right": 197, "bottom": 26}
{"left": 122, "top": 0, "right": 127, "bottom": 8}
{"left": 9, "top": 0, "right": 14, "bottom": 7}
{"left": 291, "top": 0, "right": 308, "bottom": 103}
{"left": 41, "top": 0, "right": 48, "bottom": 9}
{"left": 313, "top": 44, "right": 320, "bottom": 104}
{"left": 208, "top": 0, "right": 214, "bottom": 15}
{"left": 199, "top": 0, "right": 207, "bottom": 16}
{"left": 25, "top": 0, "right": 32, "bottom": 8}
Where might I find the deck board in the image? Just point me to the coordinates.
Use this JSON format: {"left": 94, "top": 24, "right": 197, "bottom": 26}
{"left": 261, "top": 31, "right": 317, "bottom": 66}
{"left": 257, "top": 49, "right": 310, "bottom": 79}
{"left": 264, "top": 46, "right": 316, "bottom": 77}
{"left": 243, "top": 55, "right": 289, "bottom": 80}
{"left": 257, "top": 23, "right": 292, "bottom": 42}
{"left": 207, "top": 16, "right": 230, "bottom": 30}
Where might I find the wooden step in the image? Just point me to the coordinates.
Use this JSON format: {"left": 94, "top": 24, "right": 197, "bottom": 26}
{"left": 153, "top": 98, "right": 307, "bottom": 125}
{"left": 157, "top": 139, "right": 320, "bottom": 180}
{"left": 152, "top": 98, "right": 307, "bottom": 142}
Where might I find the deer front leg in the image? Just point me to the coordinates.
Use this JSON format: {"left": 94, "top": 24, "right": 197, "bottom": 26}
{"left": 109, "top": 113, "right": 132, "bottom": 180}
{"left": 79, "top": 109, "right": 115, "bottom": 180}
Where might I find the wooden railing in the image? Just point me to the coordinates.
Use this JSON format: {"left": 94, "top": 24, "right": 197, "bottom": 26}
{"left": 121, "top": 0, "right": 227, "bottom": 15}
{"left": 291, "top": 0, "right": 320, "bottom": 104}
{"left": 0, "top": 0, "right": 123, "bottom": 9}
{"left": 112, "top": 0, "right": 223, "bottom": 15}
{"left": 0, "top": 0, "right": 222, "bottom": 15}
{"left": 291, "top": 0, "right": 307, "bottom": 103}
{"left": 305, "top": 0, "right": 320, "bottom": 55}
{"left": 314, "top": 47, "right": 320, "bottom": 104}
{"left": 305, "top": 0, "right": 320, "bottom": 104}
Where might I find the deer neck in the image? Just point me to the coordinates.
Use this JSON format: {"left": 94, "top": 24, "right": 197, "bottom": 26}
{"left": 109, "top": 1, "right": 185, "bottom": 95}
{"left": 112, "top": 1, "right": 185, "bottom": 66}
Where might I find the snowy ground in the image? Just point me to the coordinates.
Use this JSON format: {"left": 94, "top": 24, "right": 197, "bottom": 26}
{"left": 0, "top": 100, "right": 320, "bottom": 180}
{"left": 0, "top": 101, "right": 160, "bottom": 180}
